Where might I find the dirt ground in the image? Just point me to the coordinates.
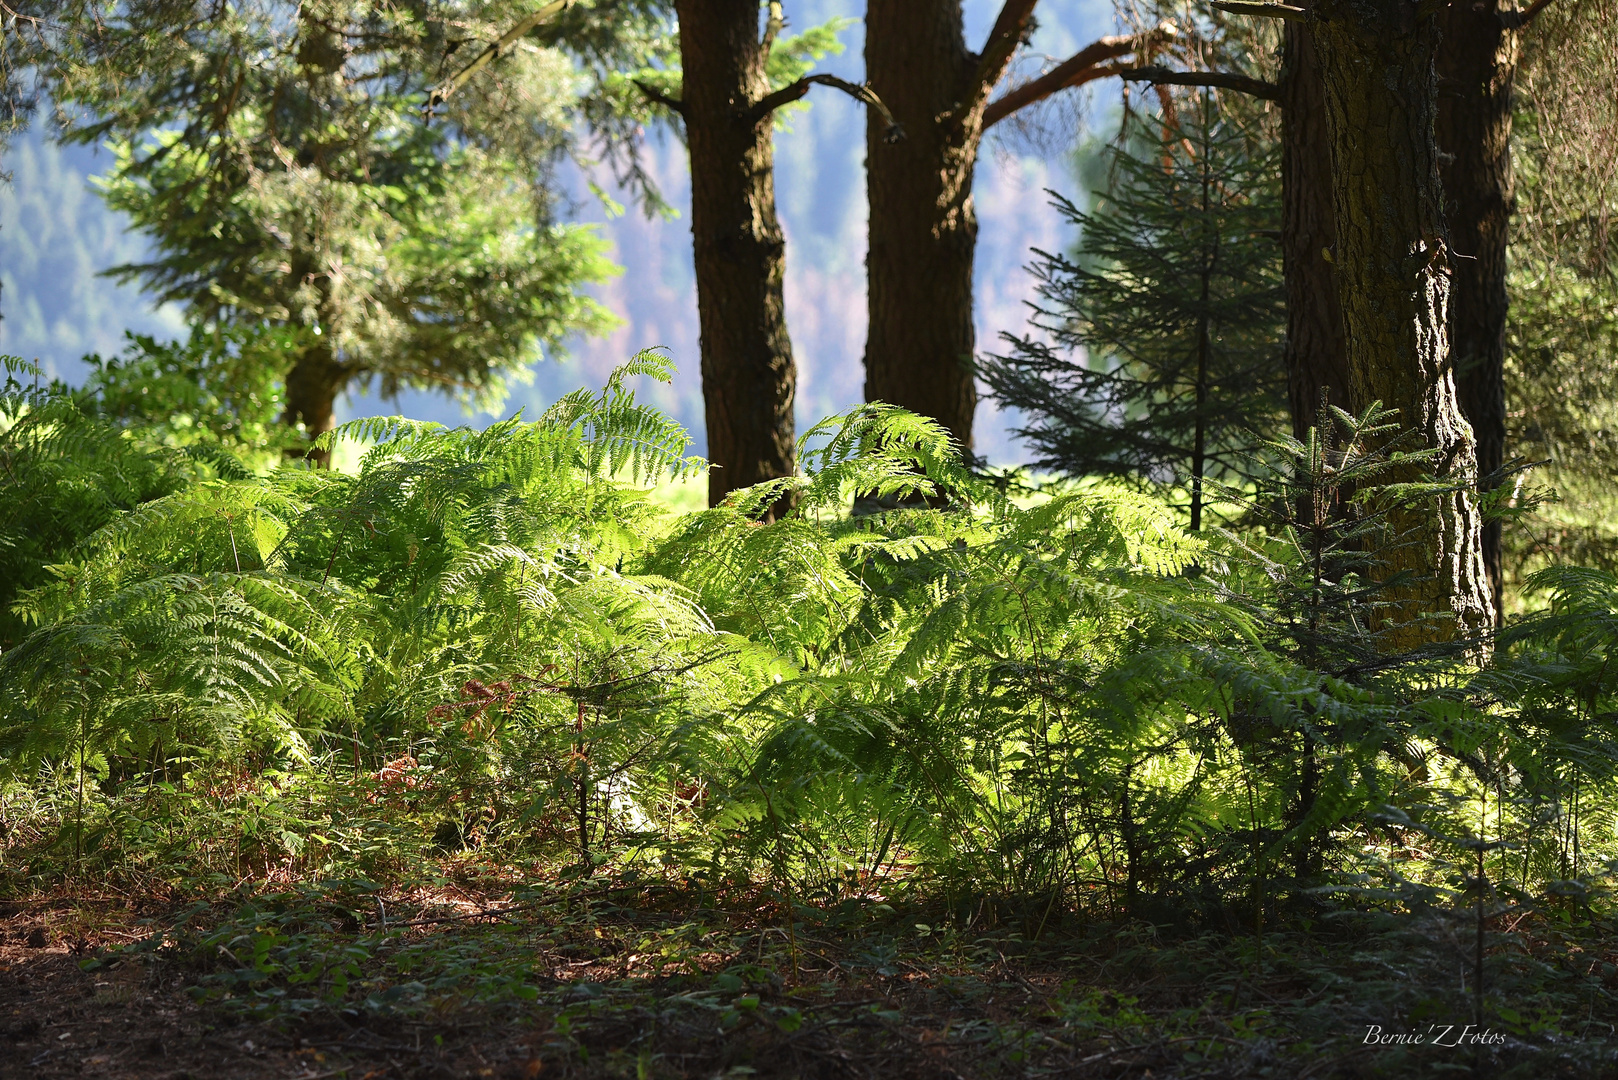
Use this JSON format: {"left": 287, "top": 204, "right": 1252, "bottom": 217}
{"left": 5, "top": 892, "right": 1616, "bottom": 1080}
{"left": 0, "top": 898, "right": 1026, "bottom": 1080}
{"left": 2, "top": 930, "right": 537, "bottom": 1080}
{"left": 0, "top": 931, "right": 935, "bottom": 1080}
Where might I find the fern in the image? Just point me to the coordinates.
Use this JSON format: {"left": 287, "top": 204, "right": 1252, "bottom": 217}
{"left": 0, "top": 356, "right": 206, "bottom": 648}
{"left": 5, "top": 359, "right": 1617, "bottom": 928}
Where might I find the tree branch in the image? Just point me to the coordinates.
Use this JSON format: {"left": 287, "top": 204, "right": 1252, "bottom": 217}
{"left": 982, "top": 29, "right": 1171, "bottom": 130}
{"left": 761, "top": 0, "right": 784, "bottom": 51}
{"left": 634, "top": 80, "right": 686, "bottom": 118}
{"left": 1209, "top": 0, "right": 1311, "bottom": 20}
{"left": 1118, "top": 65, "right": 1279, "bottom": 101}
{"left": 748, "top": 74, "right": 904, "bottom": 142}
{"left": 968, "top": 0, "right": 1043, "bottom": 119}
{"left": 424, "top": 0, "right": 571, "bottom": 116}
{"left": 1500, "top": 0, "right": 1555, "bottom": 28}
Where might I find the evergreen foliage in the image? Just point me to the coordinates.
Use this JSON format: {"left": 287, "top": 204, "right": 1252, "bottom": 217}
{"left": 0, "top": 0, "right": 44, "bottom": 162}
{"left": 29, "top": 0, "right": 674, "bottom": 442}
{"left": 91, "top": 133, "right": 616, "bottom": 410}
{"left": 5, "top": 7, "right": 1618, "bottom": 1062}
{"left": 81, "top": 327, "right": 305, "bottom": 467}
{"left": 980, "top": 92, "right": 1286, "bottom": 530}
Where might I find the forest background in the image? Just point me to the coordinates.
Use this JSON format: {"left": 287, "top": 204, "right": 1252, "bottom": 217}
{"left": 0, "top": 0, "right": 1110, "bottom": 465}
{"left": 2, "top": 1, "right": 1618, "bottom": 1078}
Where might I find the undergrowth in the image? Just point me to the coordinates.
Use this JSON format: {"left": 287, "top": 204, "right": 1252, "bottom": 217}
{"left": 4, "top": 352, "right": 1618, "bottom": 1074}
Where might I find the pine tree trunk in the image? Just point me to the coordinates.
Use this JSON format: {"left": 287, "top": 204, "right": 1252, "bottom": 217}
{"left": 676, "top": 0, "right": 797, "bottom": 519}
{"left": 282, "top": 341, "right": 347, "bottom": 467}
{"left": 1279, "top": 11, "right": 1352, "bottom": 441}
{"left": 1436, "top": 6, "right": 1516, "bottom": 620}
{"left": 1314, "top": 0, "right": 1493, "bottom": 642}
{"left": 864, "top": 0, "right": 979, "bottom": 453}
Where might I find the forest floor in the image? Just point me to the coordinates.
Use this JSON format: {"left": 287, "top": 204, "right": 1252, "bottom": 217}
{"left": 3, "top": 871, "right": 1617, "bottom": 1080}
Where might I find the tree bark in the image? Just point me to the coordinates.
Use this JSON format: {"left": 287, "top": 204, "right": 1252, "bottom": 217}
{"left": 863, "top": 0, "right": 981, "bottom": 453}
{"left": 862, "top": 10, "right": 1152, "bottom": 455}
{"left": 282, "top": 341, "right": 347, "bottom": 467}
{"left": 1436, "top": 4, "right": 1516, "bottom": 621}
{"left": 1313, "top": 0, "right": 1493, "bottom": 642}
{"left": 1278, "top": 10, "right": 1352, "bottom": 441}
{"left": 675, "top": 0, "right": 797, "bottom": 519}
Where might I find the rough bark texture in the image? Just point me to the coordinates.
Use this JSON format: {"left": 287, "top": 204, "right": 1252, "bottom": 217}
{"left": 676, "top": 0, "right": 797, "bottom": 517}
{"left": 1278, "top": 11, "right": 1352, "bottom": 441}
{"left": 282, "top": 343, "right": 347, "bottom": 467}
{"left": 1436, "top": 3, "right": 1516, "bottom": 620}
{"left": 864, "top": 0, "right": 980, "bottom": 453}
{"left": 1314, "top": 0, "right": 1493, "bottom": 642}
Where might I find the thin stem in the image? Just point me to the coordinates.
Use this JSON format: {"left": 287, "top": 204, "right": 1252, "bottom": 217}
{"left": 75, "top": 736, "right": 86, "bottom": 867}
{"left": 1189, "top": 95, "right": 1216, "bottom": 533}
{"left": 1476, "top": 781, "right": 1487, "bottom": 1025}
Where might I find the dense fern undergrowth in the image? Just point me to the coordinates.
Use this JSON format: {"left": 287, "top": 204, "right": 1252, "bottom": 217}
{"left": 4, "top": 353, "right": 1618, "bottom": 1075}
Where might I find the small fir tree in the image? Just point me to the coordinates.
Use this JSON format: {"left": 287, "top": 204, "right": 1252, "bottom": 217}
{"left": 980, "top": 91, "right": 1287, "bottom": 530}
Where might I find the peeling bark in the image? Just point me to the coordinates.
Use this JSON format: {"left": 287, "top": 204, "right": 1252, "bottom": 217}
{"left": 1436, "top": 2, "right": 1517, "bottom": 619}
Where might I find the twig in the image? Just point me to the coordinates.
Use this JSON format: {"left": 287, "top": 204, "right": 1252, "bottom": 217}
{"left": 633, "top": 80, "right": 686, "bottom": 117}
{"left": 1119, "top": 65, "right": 1279, "bottom": 101}
{"left": 748, "top": 75, "right": 903, "bottom": 142}
{"left": 1295, "top": 1045, "right": 1374, "bottom": 1080}
{"left": 383, "top": 907, "right": 520, "bottom": 929}
{"left": 424, "top": 0, "right": 572, "bottom": 116}
{"left": 1071, "top": 1033, "right": 1241, "bottom": 1067}
{"left": 1210, "top": 0, "right": 1311, "bottom": 19}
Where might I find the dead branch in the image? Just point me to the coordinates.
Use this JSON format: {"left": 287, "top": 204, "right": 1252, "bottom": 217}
{"left": 1118, "top": 65, "right": 1280, "bottom": 101}
{"left": 749, "top": 75, "right": 903, "bottom": 142}
{"left": 1210, "top": 0, "right": 1312, "bottom": 20}
{"left": 982, "top": 26, "right": 1174, "bottom": 130}
{"left": 424, "top": 0, "right": 571, "bottom": 117}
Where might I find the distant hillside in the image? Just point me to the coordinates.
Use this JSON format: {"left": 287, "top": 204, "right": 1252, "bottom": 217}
{"left": 0, "top": 132, "right": 185, "bottom": 380}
